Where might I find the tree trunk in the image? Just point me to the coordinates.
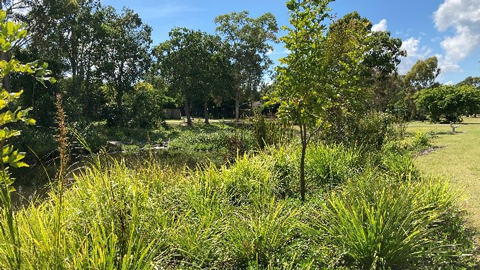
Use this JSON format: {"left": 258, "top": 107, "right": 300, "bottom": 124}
{"left": 184, "top": 92, "right": 192, "bottom": 126}
{"left": 300, "top": 124, "right": 307, "bottom": 202}
{"left": 83, "top": 77, "right": 90, "bottom": 119}
{"left": 116, "top": 87, "right": 123, "bottom": 110}
{"left": 235, "top": 93, "right": 240, "bottom": 121}
{"left": 204, "top": 102, "right": 209, "bottom": 124}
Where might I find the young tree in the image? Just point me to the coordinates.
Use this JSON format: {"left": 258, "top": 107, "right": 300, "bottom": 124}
{"left": 215, "top": 11, "right": 278, "bottom": 121}
{"left": 0, "top": 10, "right": 53, "bottom": 268}
{"left": 267, "top": 0, "right": 366, "bottom": 201}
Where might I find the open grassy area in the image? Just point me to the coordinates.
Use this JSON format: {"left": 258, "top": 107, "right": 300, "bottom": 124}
{"left": 408, "top": 117, "right": 480, "bottom": 230}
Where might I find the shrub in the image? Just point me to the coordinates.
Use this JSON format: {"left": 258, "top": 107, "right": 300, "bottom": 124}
{"left": 252, "top": 109, "right": 294, "bottom": 149}
{"left": 320, "top": 111, "right": 398, "bottom": 151}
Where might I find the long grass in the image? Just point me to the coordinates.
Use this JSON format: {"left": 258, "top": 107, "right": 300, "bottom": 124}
{"left": 0, "top": 142, "right": 476, "bottom": 269}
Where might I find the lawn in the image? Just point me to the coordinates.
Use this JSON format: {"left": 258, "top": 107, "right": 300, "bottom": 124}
{"left": 408, "top": 117, "right": 480, "bottom": 231}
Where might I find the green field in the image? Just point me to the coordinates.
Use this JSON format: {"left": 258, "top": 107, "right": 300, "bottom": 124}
{"left": 409, "top": 117, "right": 480, "bottom": 230}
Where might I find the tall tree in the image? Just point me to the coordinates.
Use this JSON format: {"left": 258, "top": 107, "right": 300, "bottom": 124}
{"left": 267, "top": 0, "right": 366, "bottom": 201}
{"left": 329, "top": 11, "right": 406, "bottom": 112}
{"left": 404, "top": 56, "right": 441, "bottom": 91}
{"left": 402, "top": 56, "right": 441, "bottom": 119}
{"left": 99, "top": 7, "right": 152, "bottom": 113}
{"left": 26, "top": 0, "right": 104, "bottom": 119}
{"left": 194, "top": 34, "right": 233, "bottom": 124}
{"left": 154, "top": 28, "right": 205, "bottom": 126}
{"left": 215, "top": 11, "right": 278, "bottom": 120}
{"left": 457, "top": 76, "right": 480, "bottom": 88}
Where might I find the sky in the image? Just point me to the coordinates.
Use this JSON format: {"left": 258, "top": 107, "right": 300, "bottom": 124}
{"left": 102, "top": 0, "right": 480, "bottom": 84}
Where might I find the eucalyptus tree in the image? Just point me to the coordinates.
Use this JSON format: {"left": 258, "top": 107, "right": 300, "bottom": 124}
{"left": 155, "top": 28, "right": 205, "bottom": 126}
{"left": 401, "top": 56, "right": 441, "bottom": 119}
{"left": 404, "top": 56, "right": 441, "bottom": 92}
{"left": 215, "top": 11, "right": 278, "bottom": 120}
{"left": 98, "top": 7, "right": 152, "bottom": 113}
{"left": 25, "top": 0, "right": 105, "bottom": 119}
{"left": 267, "top": 0, "right": 367, "bottom": 201}
{"left": 457, "top": 76, "right": 480, "bottom": 88}
{"left": 155, "top": 28, "right": 232, "bottom": 125}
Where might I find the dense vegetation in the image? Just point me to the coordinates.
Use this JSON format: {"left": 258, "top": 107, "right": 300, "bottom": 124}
{"left": 0, "top": 0, "right": 479, "bottom": 269}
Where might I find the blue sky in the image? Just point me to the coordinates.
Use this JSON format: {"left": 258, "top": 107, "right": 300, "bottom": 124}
{"left": 103, "top": 0, "right": 480, "bottom": 84}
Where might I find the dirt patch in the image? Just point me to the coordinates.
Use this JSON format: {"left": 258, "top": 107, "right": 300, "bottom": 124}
{"left": 416, "top": 146, "right": 444, "bottom": 157}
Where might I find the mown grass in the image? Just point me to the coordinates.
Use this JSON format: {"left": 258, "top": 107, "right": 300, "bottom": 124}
{"left": 0, "top": 141, "right": 476, "bottom": 269}
{"left": 408, "top": 117, "right": 480, "bottom": 232}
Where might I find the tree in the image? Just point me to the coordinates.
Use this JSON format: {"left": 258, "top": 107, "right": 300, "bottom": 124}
{"left": 404, "top": 57, "right": 441, "bottom": 91}
{"left": 124, "top": 82, "right": 171, "bottom": 128}
{"left": 457, "top": 76, "right": 480, "bottom": 89}
{"left": 155, "top": 28, "right": 233, "bottom": 126}
{"left": 415, "top": 85, "right": 480, "bottom": 124}
{"left": 99, "top": 7, "right": 152, "bottom": 113}
{"left": 267, "top": 0, "right": 366, "bottom": 201}
{"left": 26, "top": 0, "right": 105, "bottom": 120}
{"left": 0, "top": 10, "right": 53, "bottom": 268}
{"left": 193, "top": 34, "right": 233, "bottom": 124}
{"left": 400, "top": 56, "right": 441, "bottom": 120}
{"left": 154, "top": 28, "right": 205, "bottom": 126}
{"left": 215, "top": 11, "right": 278, "bottom": 120}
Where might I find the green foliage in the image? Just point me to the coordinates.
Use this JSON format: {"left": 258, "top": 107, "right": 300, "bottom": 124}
{"left": 0, "top": 10, "right": 53, "bottom": 270}
{"left": 252, "top": 109, "right": 294, "bottom": 149}
{"left": 405, "top": 57, "right": 441, "bottom": 92}
{"left": 318, "top": 176, "right": 465, "bottom": 269}
{"left": 268, "top": 0, "right": 369, "bottom": 200}
{"left": 321, "top": 111, "right": 399, "bottom": 151}
{"left": 124, "top": 82, "right": 170, "bottom": 128}
{"left": 154, "top": 28, "right": 232, "bottom": 126}
{"left": 415, "top": 84, "right": 480, "bottom": 123}
{"left": 215, "top": 11, "right": 278, "bottom": 120}
{"left": 0, "top": 140, "right": 476, "bottom": 269}
{"left": 168, "top": 124, "right": 255, "bottom": 162}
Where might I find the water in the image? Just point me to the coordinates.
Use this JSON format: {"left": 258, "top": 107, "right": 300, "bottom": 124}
{"left": 10, "top": 148, "right": 225, "bottom": 208}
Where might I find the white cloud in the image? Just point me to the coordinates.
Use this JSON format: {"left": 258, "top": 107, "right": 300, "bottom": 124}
{"left": 136, "top": 3, "right": 203, "bottom": 19}
{"left": 435, "top": 54, "right": 461, "bottom": 73}
{"left": 371, "top": 19, "right": 388, "bottom": 32}
{"left": 401, "top": 37, "right": 420, "bottom": 57}
{"left": 266, "top": 49, "right": 274, "bottom": 55}
{"left": 445, "top": 80, "right": 454, "bottom": 85}
{"left": 282, "top": 49, "right": 291, "bottom": 54}
{"left": 398, "top": 37, "right": 436, "bottom": 74}
{"left": 434, "top": 0, "right": 480, "bottom": 67}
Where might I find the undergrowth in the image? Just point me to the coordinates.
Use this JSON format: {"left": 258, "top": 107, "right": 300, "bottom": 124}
{"left": 0, "top": 142, "right": 476, "bottom": 269}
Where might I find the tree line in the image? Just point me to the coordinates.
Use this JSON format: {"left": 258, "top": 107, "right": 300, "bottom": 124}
{"left": 1, "top": 0, "right": 479, "bottom": 130}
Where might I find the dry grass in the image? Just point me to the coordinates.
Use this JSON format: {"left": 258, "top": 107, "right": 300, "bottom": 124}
{"left": 408, "top": 117, "right": 480, "bottom": 231}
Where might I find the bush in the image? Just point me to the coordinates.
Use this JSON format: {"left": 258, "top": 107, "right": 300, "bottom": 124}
{"left": 251, "top": 110, "right": 294, "bottom": 149}
{"left": 320, "top": 111, "right": 399, "bottom": 151}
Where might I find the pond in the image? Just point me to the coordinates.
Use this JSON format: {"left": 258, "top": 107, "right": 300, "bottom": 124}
{"left": 10, "top": 148, "right": 227, "bottom": 208}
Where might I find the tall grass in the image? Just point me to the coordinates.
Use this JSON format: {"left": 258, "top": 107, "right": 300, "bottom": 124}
{"left": 0, "top": 143, "right": 476, "bottom": 269}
